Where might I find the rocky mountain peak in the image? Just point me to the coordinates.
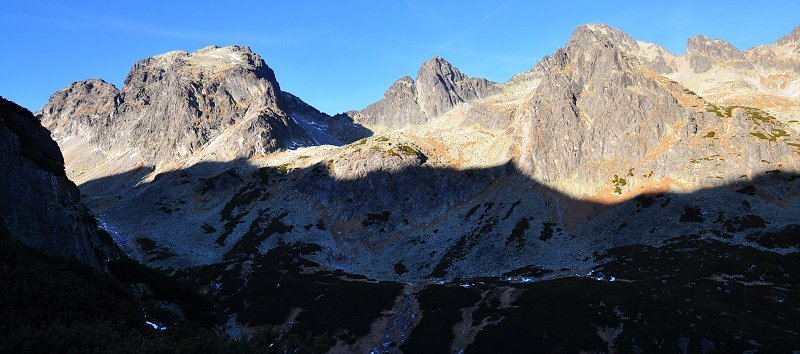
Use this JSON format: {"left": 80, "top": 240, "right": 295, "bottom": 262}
{"left": 387, "top": 76, "right": 416, "bottom": 96}
{"left": 686, "top": 34, "right": 751, "bottom": 73}
{"left": 515, "top": 23, "right": 695, "bottom": 187}
{"left": 776, "top": 25, "right": 800, "bottom": 46}
{"left": 351, "top": 57, "right": 499, "bottom": 128}
{"left": 534, "top": 24, "right": 678, "bottom": 75}
{"left": 123, "top": 45, "right": 282, "bottom": 102}
{"left": 414, "top": 56, "right": 497, "bottom": 118}
{"left": 40, "top": 45, "right": 311, "bottom": 166}
{"left": 687, "top": 34, "right": 744, "bottom": 59}
{"left": 686, "top": 35, "right": 747, "bottom": 62}
{"left": 39, "top": 79, "right": 119, "bottom": 141}
{"left": 569, "top": 23, "right": 639, "bottom": 52}
{"left": 417, "top": 56, "right": 466, "bottom": 82}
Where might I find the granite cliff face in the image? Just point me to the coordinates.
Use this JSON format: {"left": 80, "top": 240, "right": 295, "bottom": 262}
{"left": 509, "top": 24, "right": 800, "bottom": 197}
{"left": 0, "top": 97, "right": 115, "bottom": 267}
{"left": 514, "top": 25, "right": 693, "bottom": 188}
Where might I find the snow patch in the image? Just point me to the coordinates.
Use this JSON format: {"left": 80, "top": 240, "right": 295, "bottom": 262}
{"left": 97, "top": 216, "right": 140, "bottom": 261}
{"left": 145, "top": 320, "right": 167, "bottom": 331}
{"left": 290, "top": 113, "right": 341, "bottom": 146}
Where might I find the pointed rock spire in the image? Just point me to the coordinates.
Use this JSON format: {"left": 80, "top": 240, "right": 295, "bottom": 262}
{"left": 352, "top": 57, "right": 498, "bottom": 128}
{"left": 415, "top": 56, "right": 498, "bottom": 118}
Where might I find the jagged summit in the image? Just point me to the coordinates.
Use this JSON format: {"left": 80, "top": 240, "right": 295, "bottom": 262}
{"left": 687, "top": 34, "right": 745, "bottom": 59}
{"left": 569, "top": 23, "right": 638, "bottom": 50}
{"left": 39, "top": 79, "right": 120, "bottom": 152}
{"left": 351, "top": 56, "right": 499, "bottom": 128}
{"left": 415, "top": 55, "right": 498, "bottom": 118}
{"left": 38, "top": 45, "right": 325, "bottom": 168}
{"left": 143, "top": 45, "right": 270, "bottom": 76}
{"left": 686, "top": 34, "right": 752, "bottom": 73}
{"left": 776, "top": 25, "right": 800, "bottom": 46}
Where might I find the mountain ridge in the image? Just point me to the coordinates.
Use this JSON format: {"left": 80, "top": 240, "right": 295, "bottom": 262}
{"left": 7, "top": 22, "right": 800, "bottom": 352}
{"left": 36, "top": 23, "right": 800, "bottom": 276}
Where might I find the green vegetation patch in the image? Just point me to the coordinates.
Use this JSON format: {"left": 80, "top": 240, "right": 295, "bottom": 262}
{"left": 277, "top": 163, "right": 291, "bottom": 174}
{"left": 397, "top": 144, "right": 419, "bottom": 156}
{"left": 750, "top": 132, "right": 774, "bottom": 141}
{"left": 689, "top": 154, "right": 723, "bottom": 163}
{"left": 706, "top": 104, "right": 724, "bottom": 118}
{"left": 506, "top": 217, "right": 531, "bottom": 251}
{"left": 612, "top": 175, "right": 628, "bottom": 195}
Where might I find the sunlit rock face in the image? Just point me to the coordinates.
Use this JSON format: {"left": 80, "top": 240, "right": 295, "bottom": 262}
{"left": 350, "top": 56, "right": 500, "bottom": 129}
{"left": 39, "top": 45, "right": 314, "bottom": 166}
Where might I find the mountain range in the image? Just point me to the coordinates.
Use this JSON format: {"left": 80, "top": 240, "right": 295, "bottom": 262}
{"left": 3, "top": 23, "right": 800, "bottom": 352}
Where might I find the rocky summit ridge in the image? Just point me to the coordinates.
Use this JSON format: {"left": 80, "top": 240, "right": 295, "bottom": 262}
{"left": 349, "top": 56, "right": 500, "bottom": 129}
{"left": 38, "top": 46, "right": 354, "bottom": 171}
{"left": 38, "top": 23, "right": 800, "bottom": 273}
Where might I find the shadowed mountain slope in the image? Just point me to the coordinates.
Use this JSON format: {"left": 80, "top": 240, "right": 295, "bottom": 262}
{"left": 0, "top": 97, "right": 117, "bottom": 267}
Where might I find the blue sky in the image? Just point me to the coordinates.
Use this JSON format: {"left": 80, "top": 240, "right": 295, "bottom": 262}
{"left": 1, "top": 1, "right": 798, "bottom": 115}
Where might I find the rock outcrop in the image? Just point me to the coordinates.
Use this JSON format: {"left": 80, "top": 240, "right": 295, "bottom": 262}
{"left": 746, "top": 26, "right": 800, "bottom": 73}
{"left": 776, "top": 25, "right": 800, "bottom": 46}
{"left": 0, "top": 97, "right": 114, "bottom": 267}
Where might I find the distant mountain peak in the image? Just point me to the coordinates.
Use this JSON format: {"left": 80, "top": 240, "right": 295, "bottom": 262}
{"left": 569, "top": 23, "right": 639, "bottom": 51}
{"left": 352, "top": 57, "right": 498, "bottom": 128}
{"left": 40, "top": 45, "right": 312, "bottom": 166}
{"left": 686, "top": 34, "right": 750, "bottom": 73}
{"left": 417, "top": 56, "right": 462, "bottom": 78}
{"left": 776, "top": 25, "right": 800, "bottom": 45}
{"left": 687, "top": 34, "right": 743, "bottom": 57}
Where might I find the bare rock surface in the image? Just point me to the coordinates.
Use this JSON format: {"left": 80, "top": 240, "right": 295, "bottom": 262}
{"left": 0, "top": 97, "right": 115, "bottom": 267}
{"left": 39, "top": 46, "right": 323, "bottom": 167}
{"left": 351, "top": 57, "right": 500, "bottom": 129}
{"left": 687, "top": 34, "right": 753, "bottom": 73}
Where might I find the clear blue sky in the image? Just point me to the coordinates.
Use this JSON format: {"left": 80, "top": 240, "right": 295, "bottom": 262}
{"left": 1, "top": 1, "right": 798, "bottom": 115}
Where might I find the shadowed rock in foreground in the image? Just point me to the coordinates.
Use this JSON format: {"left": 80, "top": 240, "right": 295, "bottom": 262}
{"left": 0, "top": 97, "right": 115, "bottom": 267}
